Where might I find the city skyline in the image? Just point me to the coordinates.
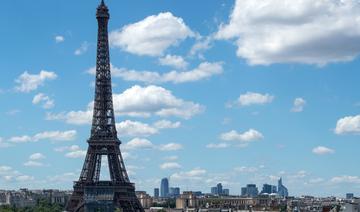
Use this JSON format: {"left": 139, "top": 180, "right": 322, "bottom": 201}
{"left": 1, "top": 0, "right": 360, "bottom": 197}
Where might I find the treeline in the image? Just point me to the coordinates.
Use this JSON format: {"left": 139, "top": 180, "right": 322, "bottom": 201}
{"left": 0, "top": 199, "right": 64, "bottom": 212}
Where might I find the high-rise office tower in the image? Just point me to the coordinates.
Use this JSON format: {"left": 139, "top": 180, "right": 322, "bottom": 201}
{"left": 160, "top": 178, "right": 169, "bottom": 198}
{"left": 154, "top": 188, "right": 159, "bottom": 198}
{"left": 277, "top": 178, "right": 289, "bottom": 197}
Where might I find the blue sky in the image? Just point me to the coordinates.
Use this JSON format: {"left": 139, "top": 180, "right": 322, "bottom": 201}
{"left": 1, "top": 0, "right": 360, "bottom": 197}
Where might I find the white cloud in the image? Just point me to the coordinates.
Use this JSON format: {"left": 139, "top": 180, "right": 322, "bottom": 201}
{"left": 123, "top": 138, "right": 154, "bottom": 150}
{"left": 15, "top": 71, "right": 57, "bottom": 93}
{"left": 221, "top": 129, "right": 264, "bottom": 142}
{"left": 46, "top": 104, "right": 93, "bottom": 125}
{"left": 159, "top": 143, "right": 183, "bottom": 151}
{"left": 231, "top": 92, "right": 274, "bottom": 107}
{"left": 16, "top": 175, "right": 34, "bottom": 182}
{"left": 0, "top": 166, "right": 12, "bottom": 172}
{"left": 234, "top": 166, "right": 258, "bottom": 173}
{"left": 55, "top": 145, "right": 82, "bottom": 153}
{"left": 113, "top": 85, "right": 204, "bottom": 119}
{"left": 0, "top": 166, "right": 35, "bottom": 182}
{"left": 29, "top": 153, "right": 45, "bottom": 160}
{"left": 308, "top": 178, "right": 325, "bottom": 184}
{"left": 153, "top": 120, "right": 181, "bottom": 129}
{"left": 9, "top": 130, "right": 77, "bottom": 143}
{"left": 55, "top": 35, "right": 65, "bottom": 43}
{"left": 216, "top": 0, "right": 360, "bottom": 65}
{"left": 291, "top": 97, "right": 306, "bottom": 112}
{"left": 8, "top": 136, "right": 32, "bottom": 143}
{"left": 163, "top": 156, "right": 178, "bottom": 161}
{"left": 47, "top": 172, "right": 78, "bottom": 183}
{"left": 0, "top": 137, "right": 11, "bottom": 148}
{"left": 32, "top": 93, "right": 55, "bottom": 109}
{"left": 190, "top": 36, "right": 212, "bottom": 57}
{"left": 122, "top": 152, "right": 137, "bottom": 160}
{"left": 47, "top": 85, "right": 203, "bottom": 122}
{"left": 74, "top": 41, "right": 89, "bottom": 55}
{"left": 33, "top": 130, "right": 77, "bottom": 141}
{"left": 116, "top": 120, "right": 158, "bottom": 137}
{"left": 116, "top": 119, "right": 180, "bottom": 137}
{"left": 312, "top": 146, "right": 335, "bottom": 155}
{"left": 330, "top": 175, "right": 360, "bottom": 184}
{"left": 290, "top": 170, "right": 308, "bottom": 179}
{"left": 6, "top": 110, "right": 21, "bottom": 116}
{"left": 159, "top": 55, "right": 188, "bottom": 69}
{"left": 171, "top": 168, "right": 207, "bottom": 181}
{"left": 160, "top": 162, "right": 182, "bottom": 170}
{"left": 206, "top": 143, "right": 229, "bottom": 149}
{"left": 65, "top": 150, "right": 87, "bottom": 159}
{"left": 105, "top": 62, "right": 223, "bottom": 84}
{"left": 23, "top": 161, "right": 44, "bottom": 167}
{"left": 109, "top": 12, "right": 194, "bottom": 56}
{"left": 59, "top": 145, "right": 87, "bottom": 159}
{"left": 335, "top": 115, "right": 360, "bottom": 135}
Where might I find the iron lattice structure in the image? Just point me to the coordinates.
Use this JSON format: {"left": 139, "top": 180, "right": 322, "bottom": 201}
{"left": 66, "top": 1, "right": 144, "bottom": 212}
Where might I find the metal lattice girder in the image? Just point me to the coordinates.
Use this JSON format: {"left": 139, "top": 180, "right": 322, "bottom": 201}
{"left": 66, "top": 1, "right": 144, "bottom": 212}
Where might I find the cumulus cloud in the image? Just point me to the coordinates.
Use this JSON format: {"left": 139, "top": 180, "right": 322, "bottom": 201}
{"left": 15, "top": 70, "right": 57, "bottom": 93}
{"left": 0, "top": 138, "right": 11, "bottom": 148}
{"left": 229, "top": 92, "right": 274, "bottom": 107}
{"left": 330, "top": 175, "right": 360, "bottom": 184}
{"left": 221, "top": 129, "right": 264, "bottom": 142}
{"left": 113, "top": 85, "right": 204, "bottom": 119}
{"left": 47, "top": 172, "right": 78, "bottom": 183}
{"left": 47, "top": 85, "right": 203, "bottom": 122}
{"left": 9, "top": 130, "right": 77, "bottom": 143}
{"left": 74, "top": 41, "right": 89, "bottom": 55}
{"left": 29, "top": 153, "right": 46, "bottom": 160}
{"left": 117, "top": 120, "right": 158, "bottom": 137}
{"left": 234, "top": 166, "right": 258, "bottom": 173}
{"left": 153, "top": 120, "right": 181, "bottom": 129}
{"left": 23, "top": 161, "right": 44, "bottom": 167}
{"left": 123, "top": 138, "right": 154, "bottom": 150}
{"left": 335, "top": 115, "right": 360, "bottom": 135}
{"left": 312, "top": 146, "right": 335, "bottom": 155}
{"left": 163, "top": 156, "right": 179, "bottom": 161}
{"left": 0, "top": 166, "right": 34, "bottom": 182}
{"left": 122, "top": 138, "right": 183, "bottom": 152}
{"left": 55, "top": 35, "right": 65, "bottom": 43}
{"left": 190, "top": 36, "right": 212, "bottom": 58}
{"left": 32, "top": 93, "right": 55, "bottom": 109}
{"left": 109, "top": 12, "right": 194, "bottom": 56}
{"left": 87, "top": 62, "right": 223, "bottom": 84}
{"left": 160, "top": 162, "right": 182, "bottom": 170}
{"left": 65, "top": 150, "right": 87, "bottom": 159}
{"left": 171, "top": 168, "right": 207, "bottom": 181}
{"left": 116, "top": 119, "right": 181, "bottom": 137}
{"left": 56, "top": 145, "right": 87, "bottom": 159}
{"left": 206, "top": 143, "right": 229, "bottom": 149}
{"left": 216, "top": 0, "right": 360, "bottom": 65}
{"left": 159, "top": 143, "right": 183, "bottom": 151}
{"left": 46, "top": 103, "right": 93, "bottom": 125}
{"left": 291, "top": 97, "right": 306, "bottom": 112}
{"left": 159, "top": 55, "right": 188, "bottom": 69}
{"left": 16, "top": 175, "right": 34, "bottom": 182}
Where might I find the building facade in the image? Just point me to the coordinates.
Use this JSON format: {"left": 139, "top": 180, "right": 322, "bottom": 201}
{"left": 154, "top": 188, "right": 159, "bottom": 198}
{"left": 261, "top": 184, "right": 277, "bottom": 194}
{"left": 241, "top": 184, "right": 259, "bottom": 197}
{"left": 161, "top": 178, "right": 169, "bottom": 198}
{"left": 277, "top": 178, "right": 289, "bottom": 197}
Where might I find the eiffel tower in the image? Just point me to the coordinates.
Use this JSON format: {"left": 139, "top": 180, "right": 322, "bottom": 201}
{"left": 66, "top": 1, "right": 144, "bottom": 212}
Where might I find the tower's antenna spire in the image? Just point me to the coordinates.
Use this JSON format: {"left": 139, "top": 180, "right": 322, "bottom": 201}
{"left": 101, "top": 0, "right": 105, "bottom": 5}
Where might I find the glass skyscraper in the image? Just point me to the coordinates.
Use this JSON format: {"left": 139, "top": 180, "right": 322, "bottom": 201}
{"left": 277, "top": 178, "right": 289, "bottom": 197}
{"left": 160, "top": 178, "right": 169, "bottom": 198}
